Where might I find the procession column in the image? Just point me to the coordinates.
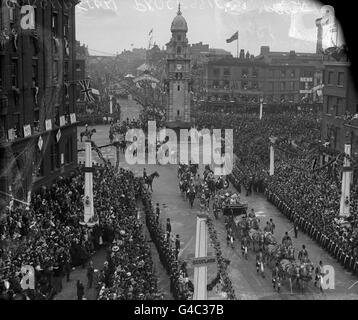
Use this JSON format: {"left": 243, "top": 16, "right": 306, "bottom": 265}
{"left": 193, "top": 214, "right": 208, "bottom": 300}
{"left": 339, "top": 135, "right": 352, "bottom": 217}
{"left": 84, "top": 138, "right": 95, "bottom": 223}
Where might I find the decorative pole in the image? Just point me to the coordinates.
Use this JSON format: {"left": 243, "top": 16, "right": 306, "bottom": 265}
{"left": 83, "top": 137, "right": 95, "bottom": 223}
{"left": 109, "top": 94, "right": 113, "bottom": 121}
{"left": 269, "top": 136, "right": 277, "bottom": 176}
{"left": 259, "top": 97, "right": 264, "bottom": 120}
{"left": 339, "top": 133, "right": 352, "bottom": 217}
{"left": 193, "top": 213, "right": 208, "bottom": 300}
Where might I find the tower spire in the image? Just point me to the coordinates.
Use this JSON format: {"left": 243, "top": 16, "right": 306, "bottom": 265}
{"left": 178, "top": 2, "right": 181, "bottom": 15}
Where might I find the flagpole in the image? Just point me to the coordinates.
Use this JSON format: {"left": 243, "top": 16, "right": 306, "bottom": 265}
{"left": 237, "top": 31, "right": 239, "bottom": 59}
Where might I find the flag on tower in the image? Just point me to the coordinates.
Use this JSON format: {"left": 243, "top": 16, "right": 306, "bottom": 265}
{"left": 226, "top": 31, "right": 238, "bottom": 43}
{"left": 149, "top": 29, "right": 153, "bottom": 36}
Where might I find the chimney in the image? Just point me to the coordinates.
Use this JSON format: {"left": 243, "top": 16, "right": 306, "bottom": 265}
{"left": 316, "top": 18, "right": 323, "bottom": 54}
{"left": 239, "top": 49, "right": 245, "bottom": 59}
{"left": 260, "top": 46, "right": 270, "bottom": 56}
{"left": 250, "top": 54, "right": 255, "bottom": 60}
{"left": 245, "top": 51, "right": 250, "bottom": 59}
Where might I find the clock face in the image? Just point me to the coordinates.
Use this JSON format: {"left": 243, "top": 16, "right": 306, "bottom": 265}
{"left": 176, "top": 64, "right": 182, "bottom": 71}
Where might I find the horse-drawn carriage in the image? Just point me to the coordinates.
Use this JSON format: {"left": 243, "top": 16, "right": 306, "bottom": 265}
{"left": 214, "top": 191, "right": 248, "bottom": 218}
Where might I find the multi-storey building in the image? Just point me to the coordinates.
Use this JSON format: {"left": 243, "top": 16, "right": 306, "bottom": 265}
{"left": 165, "top": 5, "right": 191, "bottom": 127}
{"left": 321, "top": 51, "right": 358, "bottom": 155}
{"left": 0, "top": 1, "right": 79, "bottom": 203}
{"left": 198, "top": 46, "right": 324, "bottom": 112}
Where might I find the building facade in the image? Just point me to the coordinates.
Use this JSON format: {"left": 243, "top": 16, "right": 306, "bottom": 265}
{"left": 0, "top": 0, "right": 79, "bottom": 203}
{"left": 198, "top": 46, "right": 324, "bottom": 111}
{"left": 321, "top": 52, "right": 358, "bottom": 154}
{"left": 165, "top": 6, "right": 191, "bottom": 125}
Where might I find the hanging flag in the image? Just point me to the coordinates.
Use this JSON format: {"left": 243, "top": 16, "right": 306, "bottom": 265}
{"left": 226, "top": 31, "right": 238, "bottom": 43}
{"left": 78, "top": 79, "right": 95, "bottom": 103}
{"left": 38, "top": 136, "right": 43, "bottom": 151}
{"left": 56, "top": 129, "right": 61, "bottom": 142}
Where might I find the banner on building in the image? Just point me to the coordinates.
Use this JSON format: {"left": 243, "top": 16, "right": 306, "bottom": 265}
{"left": 70, "top": 113, "right": 76, "bottom": 124}
{"left": 23, "top": 124, "right": 31, "bottom": 138}
{"left": 60, "top": 115, "right": 66, "bottom": 127}
{"left": 45, "top": 119, "right": 52, "bottom": 131}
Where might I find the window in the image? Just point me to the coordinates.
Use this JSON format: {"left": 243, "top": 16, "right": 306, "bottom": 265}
{"left": 252, "top": 68, "right": 258, "bottom": 78}
{"left": 55, "top": 105, "right": 60, "bottom": 126}
{"left": 223, "top": 68, "right": 231, "bottom": 76}
{"left": 289, "top": 82, "right": 295, "bottom": 91}
{"left": 177, "top": 110, "right": 180, "bottom": 116}
{"left": 213, "top": 68, "right": 220, "bottom": 77}
{"left": 252, "top": 81, "right": 258, "bottom": 90}
{"left": 65, "top": 137, "right": 70, "bottom": 163}
{"left": 63, "top": 14, "right": 69, "bottom": 37}
{"left": 213, "top": 80, "right": 219, "bottom": 88}
{"left": 177, "top": 46, "right": 181, "bottom": 54}
{"left": 52, "top": 13, "right": 59, "bottom": 36}
{"left": 177, "top": 85, "right": 180, "bottom": 91}
{"left": 53, "top": 61, "right": 58, "bottom": 82}
{"left": 280, "top": 69, "right": 286, "bottom": 78}
{"left": 13, "top": 114, "right": 21, "bottom": 138}
{"left": 177, "top": 35, "right": 181, "bottom": 41}
{"left": 242, "top": 69, "right": 249, "bottom": 78}
{"left": 290, "top": 70, "right": 295, "bottom": 78}
{"left": 327, "top": 71, "right": 334, "bottom": 85}
{"left": 223, "top": 80, "right": 230, "bottom": 89}
{"left": 0, "top": 115, "right": 6, "bottom": 141}
{"left": 268, "top": 69, "right": 274, "bottom": 78}
{"left": 11, "top": 59, "right": 18, "bottom": 88}
{"left": 50, "top": 145, "right": 55, "bottom": 171}
{"left": 338, "top": 72, "right": 344, "bottom": 86}
{"left": 280, "top": 82, "right": 286, "bottom": 91}
{"left": 75, "top": 63, "right": 81, "bottom": 71}
{"left": 33, "top": 109, "right": 39, "bottom": 132}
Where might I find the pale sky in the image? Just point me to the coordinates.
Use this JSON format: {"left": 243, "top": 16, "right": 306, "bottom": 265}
{"left": 75, "top": 0, "right": 343, "bottom": 56}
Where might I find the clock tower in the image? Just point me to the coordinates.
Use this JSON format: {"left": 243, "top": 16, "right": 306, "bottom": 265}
{"left": 166, "top": 4, "right": 191, "bottom": 127}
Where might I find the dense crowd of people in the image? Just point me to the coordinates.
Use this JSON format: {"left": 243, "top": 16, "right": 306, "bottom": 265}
{"left": 196, "top": 107, "right": 358, "bottom": 277}
{"left": 0, "top": 164, "right": 161, "bottom": 300}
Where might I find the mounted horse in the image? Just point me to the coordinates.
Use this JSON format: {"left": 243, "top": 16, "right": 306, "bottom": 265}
{"left": 80, "top": 127, "right": 96, "bottom": 142}
{"left": 279, "top": 259, "right": 314, "bottom": 294}
{"left": 145, "top": 171, "right": 160, "bottom": 191}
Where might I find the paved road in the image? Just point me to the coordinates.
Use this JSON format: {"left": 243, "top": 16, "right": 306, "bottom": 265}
{"left": 76, "top": 121, "right": 358, "bottom": 300}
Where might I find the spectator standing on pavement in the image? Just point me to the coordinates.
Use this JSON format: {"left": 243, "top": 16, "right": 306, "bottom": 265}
{"left": 87, "top": 260, "right": 94, "bottom": 289}
{"left": 298, "top": 245, "right": 309, "bottom": 263}
{"left": 156, "top": 203, "right": 160, "bottom": 224}
{"left": 76, "top": 280, "right": 84, "bottom": 300}
{"left": 166, "top": 218, "right": 172, "bottom": 241}
{"left": 143, "top": 168, "right": 147, "bottom": 182}
{"left": 269, "top": 218, "right": 275, "bottom": 234}
{"left": 294, "top": 221, "right": 299, "bottom": 238}
{"left": 175, "top": 235, "right": 181, "bottom": 260}
{"left": 314, "top": 261, "right": 325, "bottom": 293}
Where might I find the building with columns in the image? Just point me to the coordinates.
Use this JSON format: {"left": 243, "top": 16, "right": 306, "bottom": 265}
{"left": 165, "top": 5, "right": 191, "bottom": 128}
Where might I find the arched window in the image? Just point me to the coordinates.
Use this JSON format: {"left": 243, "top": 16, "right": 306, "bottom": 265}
{"left": 177, "top": 46, "right": 181, "bottom": 54}
{"left": 177, "top": 85, "right": 180, "bottom": 91}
